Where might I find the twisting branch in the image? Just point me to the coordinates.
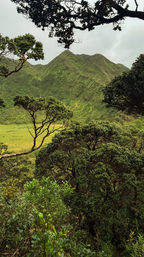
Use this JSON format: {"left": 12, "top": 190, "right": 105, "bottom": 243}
{"left": 0, "top": 57, "right": 26, "bottom": 77}
{"left": 0, "top": 96, "right": 72, "bottom": 159}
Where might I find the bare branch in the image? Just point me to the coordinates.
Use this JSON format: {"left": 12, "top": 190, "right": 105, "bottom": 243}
{"left": 0, "top": 96, "right": 72, "bottom": 159}
{"left": 0, "top": 150, "right": 32, "bottom": 159}
{"left": 24, "top": 122, "right": 34, "bottom": 138}
{"left": 134, "top": 0, "right": 138, "bottom": 11}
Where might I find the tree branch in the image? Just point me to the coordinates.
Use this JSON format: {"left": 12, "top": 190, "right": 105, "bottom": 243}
{"left": 134, "top": 0, "right": 138, "bottom": 11}
{"left": 0, "top": 96, "right": 72, "bottom": 159}
{"left": 0, "top": 58, "right": 26, "bottom": 77}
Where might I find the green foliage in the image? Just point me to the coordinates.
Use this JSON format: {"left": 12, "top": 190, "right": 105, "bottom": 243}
{"left": 96, "top": 242, "right": 114, "bottom": 257}
{"left": 0, "top": 178, "right": 70, "bottom": 256}
{"left": 13, "top": 34, "right": 44, "bottom": 60}
{"left": 0, "top": 142, "right": 8, "bottom": 155}
{"left": 104, "top": 54, "right": 144, "bottom": 115}
{"left": 36, "top": 121, "right": 144, "bottom": 178}
{"left": 125, "top": 234, "right": 144, "bottom": 257}
{"left": 0, "top": 34, "right": 16, "bottom": 56}
{"left": 36, "top": 121, "right": 144, "bottom": 252}
{"left": 14, "top": 95, "right": 72, "bottom": 121}
{"left": 0, "top": 50, "right": 128, "bottom": 123}
{"left": 0, "top": 33, "right": 44, "bottom": 77}
{"left": 0, "top": 177, "right": 98, "bottom": 256}
{"left": 0, "top": 155, "right": 33, "bottom": 186}
{"left": 0, "top": 64, "right": 9, "bottom": 75}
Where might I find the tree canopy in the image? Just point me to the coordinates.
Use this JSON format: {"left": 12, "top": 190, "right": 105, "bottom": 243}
{"left": 36, "top": 121, "right": 144, "bottom": 252}
{"left": 11, "top": 0, "right": 144, "bottom": 47}
{"left": 104, "top": 54, "right": 144, "bottom": 115}
{"left": 0, "top": 33, "right": 44, "bottom": 77}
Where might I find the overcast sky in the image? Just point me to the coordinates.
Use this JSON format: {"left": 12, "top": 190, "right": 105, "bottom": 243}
{"left": 0, "top": 0, "right": 144, "bottom": 68}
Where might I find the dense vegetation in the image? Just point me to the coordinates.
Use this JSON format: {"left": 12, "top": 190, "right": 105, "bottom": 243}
{"left": 104, "top": 54, "right": 144, "bottom": 115}
{"left": 35, "top": 121, "right": 144, "bottom": 255}
{"left": 0, "top": 50, "right": 128, "bottom": 123}
{"left": 2, "top": 121, "right": 144, "bottom": 256}
{"left": 1, "top": 52, "right": 144, "bottom": 256}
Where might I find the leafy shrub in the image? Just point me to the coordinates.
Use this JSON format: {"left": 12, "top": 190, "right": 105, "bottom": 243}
{"left": 96, "top": 242, "right": 114, "bottom": 257}
{"left": 125, "top": 234, "right": 144, "bottom": 257}
{"left": 0, "top": 178, "right": 71, "bottom": 256}
{"left": 0, "top": 177, "right": 97, "bottom": 256}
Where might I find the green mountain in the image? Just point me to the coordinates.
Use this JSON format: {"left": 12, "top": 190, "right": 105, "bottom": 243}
{"left": 0, "top": 50, "right": 128, "bottom": 123}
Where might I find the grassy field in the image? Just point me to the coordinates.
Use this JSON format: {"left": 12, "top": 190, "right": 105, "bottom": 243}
{"left": 1, "top": 117, "right": 144, "bottom": 154}
{"left": 0, "top": 124, "right": 54, "bottom": 153}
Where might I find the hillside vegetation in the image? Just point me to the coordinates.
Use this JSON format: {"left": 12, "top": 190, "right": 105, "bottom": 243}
{"left": 0, "top": 50, "right": 128, "bottom": 123}
{"left": 2, "top": 52, "right": 144, "bottom": 256}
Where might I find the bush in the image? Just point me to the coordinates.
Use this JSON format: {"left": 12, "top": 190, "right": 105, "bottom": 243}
{"left": 125, "top": 234, "right": 144, "bottom": 257}
{"left": 0, "top": 177, "right": 98, "bottom": 256}
{"left": 0, "top": 178, "right": 71, "bottom": 256}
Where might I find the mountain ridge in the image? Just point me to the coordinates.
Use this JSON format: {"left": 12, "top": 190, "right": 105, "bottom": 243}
{"left": 0, "top": 51, "right": 128, "bottom": 123}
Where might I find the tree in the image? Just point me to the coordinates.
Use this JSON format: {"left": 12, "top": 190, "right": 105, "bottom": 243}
{"left": 0, "top": 96, "right": 72, "bottom": 159}
{"left": 104, "top": 54, "right": 144, "bottom": 115}
{"left": 36, "top": 121, "right": 144, "bottom": 253}
{"left": 11, "top": 0, "right": 144, "bottom": 47}
{"left": 0, "top": 33, "right": 44, "bottom": 77}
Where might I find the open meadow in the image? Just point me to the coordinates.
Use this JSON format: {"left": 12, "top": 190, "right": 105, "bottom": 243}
{"left": 1, "top": 118, "right": 144, "bottom": 154}
{"left": 0, "top": 123, "right": 53, "bottom": 153}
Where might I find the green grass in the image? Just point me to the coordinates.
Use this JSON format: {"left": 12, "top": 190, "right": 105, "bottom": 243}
{"left": 0, "top": 124, "right": 53, "bottom": 153}
{"left": 1, "top": 118, "right": 144, "bottom": 155}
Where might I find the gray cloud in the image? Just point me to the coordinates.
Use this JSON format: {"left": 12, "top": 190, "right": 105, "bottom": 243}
{"left": 0, "top": 0, "right": 144, "bottom": 67}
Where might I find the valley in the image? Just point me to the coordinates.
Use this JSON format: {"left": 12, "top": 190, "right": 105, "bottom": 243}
{"left": 1, "top": 50, "right": 144, "bottom": 257}
{"left": 1, "top": 0, "right": 144, "bottom": 256}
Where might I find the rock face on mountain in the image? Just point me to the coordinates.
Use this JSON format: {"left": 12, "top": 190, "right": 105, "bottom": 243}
{"left": 0, "top": 50, "right": 128, "bottom": 123}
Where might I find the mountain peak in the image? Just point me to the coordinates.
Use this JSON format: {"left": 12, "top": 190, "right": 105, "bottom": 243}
{"left": 60, "top": 49, "right": 74, "bottom": 57}
{"left": 0, "top": 50, "right": 128, "bottom": 123}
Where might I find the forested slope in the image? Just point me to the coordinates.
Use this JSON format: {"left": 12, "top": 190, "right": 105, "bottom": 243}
{"left": 0, "top": 50, "right": 128, "bottom": 123}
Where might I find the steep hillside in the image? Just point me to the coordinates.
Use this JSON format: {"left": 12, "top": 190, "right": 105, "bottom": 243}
{"left": 0, "top": 50, "right": 128, "bottom": 123}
